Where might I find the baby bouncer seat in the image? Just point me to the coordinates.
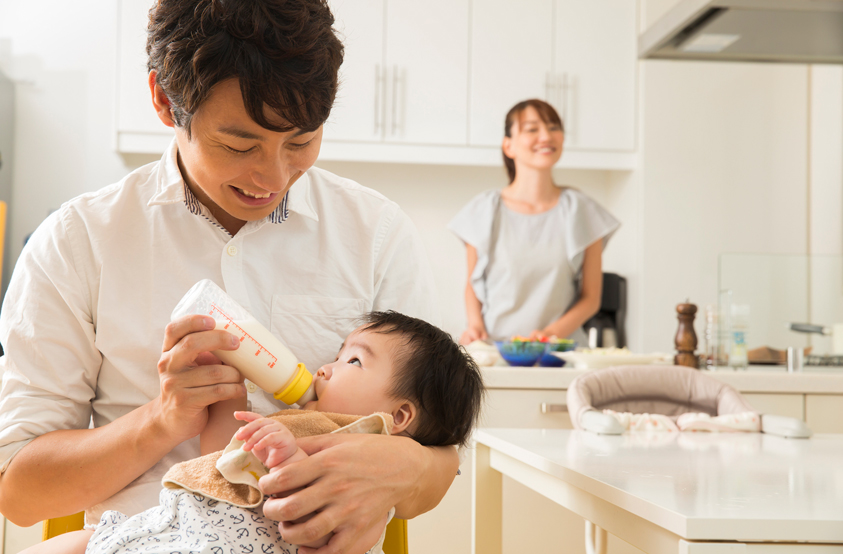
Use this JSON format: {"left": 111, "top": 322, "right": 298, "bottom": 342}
{"left": 566, "top": 364, "right": 811, "bottom": 438}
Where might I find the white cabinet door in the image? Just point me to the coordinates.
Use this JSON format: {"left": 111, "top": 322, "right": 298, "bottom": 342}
{"left": 555, "top": 0, "right": 637, "bottom": 152}
{"left": 117, "top": 0, "right": 175, "bottom": 153}
{"left": 323, "top": 0, "right": 385, "bottom": 143}
{"left": 469, "top": 0, "right": 554, "bottom": 147}
{"left": 384, "top": 0, "right": 469, "bottom": 145}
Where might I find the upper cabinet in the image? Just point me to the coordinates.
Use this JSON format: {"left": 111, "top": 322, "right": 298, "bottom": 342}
{"left": 469, "top": 0, "right": 554, "bottom": 148}
{"left": 326, "top": 0, "right": 469, "bottom": 146}
{"left": 116, "top": 0, "right": 637, "bottom": 169}
{"left": 555, "top": 0, "right": 637, "bottom": 152}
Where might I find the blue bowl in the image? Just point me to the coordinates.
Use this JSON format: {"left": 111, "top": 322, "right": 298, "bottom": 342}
{"left": 539, "top": 340, "right": 577, "bottom": 367}
{"left": 495, "top": 340, "right": 547, "bottom": 367}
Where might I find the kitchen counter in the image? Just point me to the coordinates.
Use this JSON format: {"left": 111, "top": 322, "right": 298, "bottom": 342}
{"left": 480, "top": 365, "right": 843, "bottom": 394}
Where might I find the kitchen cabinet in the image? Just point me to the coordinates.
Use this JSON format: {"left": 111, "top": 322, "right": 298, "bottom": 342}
{"left": 326, "top": 0, "right": 469, "bottom": 146}
{"left": 742, "top": 392, "right": 805, "bottom": 420}
{"left": 806, "top": 394, "right": 843, "bottom": 433}
{"left": 115, "top": 0, "right": 637, "bottom": 169}
{"left": 468, "top": 0, "right": 554, "bottom": 148}
{"left": 554, "top": 0, "right": 637, "bottom": 152}
{"left": 116, "top": 0, "right": 174, "bottom": 154}
{"left": 322, "top": 0, "right": 385, "bottom": 144}
{"left": 470, "top": 0, "right": 637, "bottom": 154}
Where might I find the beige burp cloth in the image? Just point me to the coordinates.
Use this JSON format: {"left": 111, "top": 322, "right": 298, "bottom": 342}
{"left": 162, "top": 409, "right": 393, "bottom": 508}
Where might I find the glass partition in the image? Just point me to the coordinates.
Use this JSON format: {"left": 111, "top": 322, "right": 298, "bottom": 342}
{"left": 718, "top": 254, "right": 843, "bottom": 362}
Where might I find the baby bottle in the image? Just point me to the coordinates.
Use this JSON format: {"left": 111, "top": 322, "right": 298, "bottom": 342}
{"left": 171, "top": 279, "right": 316, "bottom": 406}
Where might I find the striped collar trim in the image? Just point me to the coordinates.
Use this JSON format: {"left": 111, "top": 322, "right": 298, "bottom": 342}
{"left": 182, "top": 182, "right": 289, "bottom": 225}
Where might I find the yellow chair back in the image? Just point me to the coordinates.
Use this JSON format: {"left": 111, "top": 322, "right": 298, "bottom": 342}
{"left": 41, "top": 511, "right": 85, "bottom": 541}
{"left": 44, "top": 511, "right": 408, "bottom": 554}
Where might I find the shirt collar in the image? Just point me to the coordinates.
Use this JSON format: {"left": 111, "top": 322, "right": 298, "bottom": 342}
{"left": 147, "top": 138, "right": 319, "bottom": 224}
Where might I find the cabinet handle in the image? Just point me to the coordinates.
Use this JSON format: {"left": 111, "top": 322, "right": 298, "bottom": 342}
{"left": 391, "top": 65, "right": 399, "bottom": 136}
{"left": 545, "top": 72, "right": 552, "bottom": 103}
{"left": 560, "top": 72, "right": 569, "bottom": 127}
{"left": 540, "top": 403, "right": 568, "bottom": 414}
{"left": 374, "top": 64, "right": 382, "bottom": 135}
{"left": 560, "top": 72, "right": 572, "bottom": 144}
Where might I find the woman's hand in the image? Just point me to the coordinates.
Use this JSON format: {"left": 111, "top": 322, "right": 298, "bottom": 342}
{"left": 460, "top": 324, "right": 488, "bottom": 345}
{"left": 154, "top": 315, "right": 246, "bottom": 444}
{"left": 259, "top": 433, "right": 456, "bottom": 554}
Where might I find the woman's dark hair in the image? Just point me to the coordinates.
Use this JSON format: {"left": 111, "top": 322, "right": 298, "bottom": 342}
{"left": 359, "top": 311, "right": 484, "bottom": 448}
{"left": 146, "top": 0, "right": 344, "bottom": 137}
{"left": 502, "top": 99, "right": 564, "bottom": 184}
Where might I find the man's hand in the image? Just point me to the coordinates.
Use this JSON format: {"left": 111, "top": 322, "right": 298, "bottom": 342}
{"left": 259, "top": 433, "right": 443, "bottom": 554}
{"left": 154, "top": 315, "right": 246, "bottom": 444}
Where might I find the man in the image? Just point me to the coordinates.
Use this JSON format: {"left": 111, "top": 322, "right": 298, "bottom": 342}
{"left": 0, "top": 1, "right": 457, "bottom": 552}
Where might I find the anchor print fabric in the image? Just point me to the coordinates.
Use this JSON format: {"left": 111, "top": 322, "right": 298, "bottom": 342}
{"left": 86, "top": 488, "right": 387, "bottom": 554}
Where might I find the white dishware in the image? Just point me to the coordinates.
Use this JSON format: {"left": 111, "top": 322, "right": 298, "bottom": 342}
{"left": 550, "top": 350, "right": 672, "bottom": 370}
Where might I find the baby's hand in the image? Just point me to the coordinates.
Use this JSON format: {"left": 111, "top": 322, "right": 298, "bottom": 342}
{"left": 233, "top": 411, "right": 298, "bottom": 469}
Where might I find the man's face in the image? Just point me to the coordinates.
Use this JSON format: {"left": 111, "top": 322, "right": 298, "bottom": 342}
{"left": 173, "top": 78, "right": 322, "bottom": 233}
{"left": 307, "top": 329, "right": 403, "bottom": 417}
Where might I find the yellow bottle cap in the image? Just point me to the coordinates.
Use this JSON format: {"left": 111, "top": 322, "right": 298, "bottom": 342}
{"left": 273, "top": 363, "right": 313, "bottom": 405}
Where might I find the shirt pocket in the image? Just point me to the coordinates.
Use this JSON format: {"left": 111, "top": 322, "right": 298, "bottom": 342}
{"left": 270, "top": 295, "right": 368, "bottom": 372}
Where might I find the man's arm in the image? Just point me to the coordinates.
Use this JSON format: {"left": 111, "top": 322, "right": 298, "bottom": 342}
{"left": 259, "top": 433, "right": 459, "bottom": 554}
{"left": 0, "top": 316, "right": 246, "bottom": 526}
{"left": 201, "top": 396, "right": 248, "bottom": 455}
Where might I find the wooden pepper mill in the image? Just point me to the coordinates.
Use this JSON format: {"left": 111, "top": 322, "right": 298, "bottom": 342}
{"left": 674, "top": 301, "right": 698, "bottom": 368}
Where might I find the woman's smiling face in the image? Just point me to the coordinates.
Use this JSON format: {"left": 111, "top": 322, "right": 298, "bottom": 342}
{"left": 308, "top": 329, "right": 404, "bottom": 417}
{"left": 504, "top": 105, "right": 564, "bottom": 171}
{"left": 170, "top": 78, "right": 322, "bottom": 234}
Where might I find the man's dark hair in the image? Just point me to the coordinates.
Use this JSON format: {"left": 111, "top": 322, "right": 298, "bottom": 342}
{"left": 359, "top": 311, "right": 484, "bottom": 448}
{"left": 146, "top": 0, "right": 344, "bottom": 136}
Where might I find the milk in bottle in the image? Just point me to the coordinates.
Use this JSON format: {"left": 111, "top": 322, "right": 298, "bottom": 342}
{"left": 171, "top": 280, "right": 315, "bottom": 406}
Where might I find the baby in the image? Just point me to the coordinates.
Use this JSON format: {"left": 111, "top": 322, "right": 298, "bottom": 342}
{"left": 32, "top": 311, "right": 484, "bottom": 554}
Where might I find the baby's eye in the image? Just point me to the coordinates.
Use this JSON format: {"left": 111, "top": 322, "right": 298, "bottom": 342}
{"left": 349, "top": 358, "right": 362, "bottom": 367}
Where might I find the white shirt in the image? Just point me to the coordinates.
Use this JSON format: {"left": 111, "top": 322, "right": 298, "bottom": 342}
{"left": 0, "top": 139, "right": 439, "bottom": 523}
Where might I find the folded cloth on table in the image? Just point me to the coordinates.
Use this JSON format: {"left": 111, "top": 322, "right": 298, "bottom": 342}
{"left": 603, "top": 409, "right": 679, "bottom": 432}
{"left": 676, "top": 411, "right": 760, "bottom": 433}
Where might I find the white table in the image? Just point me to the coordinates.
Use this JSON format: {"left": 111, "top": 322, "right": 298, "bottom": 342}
{"left": 472, "top": 429, "right": 843, "bottom": 554}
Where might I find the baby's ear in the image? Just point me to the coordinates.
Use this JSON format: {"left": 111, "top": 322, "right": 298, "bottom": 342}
{"left": 390, "top": 401, "right": 417, "bottom": 435}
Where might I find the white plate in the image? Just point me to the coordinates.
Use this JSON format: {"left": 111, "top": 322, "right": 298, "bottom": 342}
{"left": 551, "top": 351, "right": 672, "bottom": 370}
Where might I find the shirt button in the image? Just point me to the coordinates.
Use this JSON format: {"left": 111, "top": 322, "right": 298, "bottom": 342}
{"left": 245, "top": 381, "right": 258, "bottom": 393}
{"left": 227, "top": 245, "right": 238, "bottom": 256}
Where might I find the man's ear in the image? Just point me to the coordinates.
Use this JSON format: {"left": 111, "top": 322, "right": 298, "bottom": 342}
{"left": 148, "top": 70, "right": 176, "bottom": 128}
{"left": 391, "top": 401, "right": 417, "bottom": 436}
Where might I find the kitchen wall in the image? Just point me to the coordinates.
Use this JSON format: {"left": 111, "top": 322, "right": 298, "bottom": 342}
{"left": 0, "top": 0, "right": 841, "bottom": 358}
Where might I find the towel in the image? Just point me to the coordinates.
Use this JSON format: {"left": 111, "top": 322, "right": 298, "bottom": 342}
{"left": 162, "top": 409, "right": 393, "bottom": 508}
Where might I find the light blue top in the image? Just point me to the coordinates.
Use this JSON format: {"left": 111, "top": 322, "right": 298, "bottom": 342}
{"left": 448, "top": 188, "right": 620, "bottom": 341}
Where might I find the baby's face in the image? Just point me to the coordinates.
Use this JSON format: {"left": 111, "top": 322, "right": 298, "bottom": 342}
{"left": 305, "top": 328, "right": 402, "bottom": 417}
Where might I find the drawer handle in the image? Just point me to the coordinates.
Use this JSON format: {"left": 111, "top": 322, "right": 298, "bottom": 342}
{"left": 540, "top": 403, "right": 567, "bottom": 414}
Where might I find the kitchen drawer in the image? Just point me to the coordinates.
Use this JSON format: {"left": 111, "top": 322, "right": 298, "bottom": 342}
{"left": 741, "top": 393, "right": 804, "bottom": 420}
{"left": 482, "top": 388, "right": 573, "bottom": 429}
{"left": 806, "top": 394, "right": 843, "bottom": 433}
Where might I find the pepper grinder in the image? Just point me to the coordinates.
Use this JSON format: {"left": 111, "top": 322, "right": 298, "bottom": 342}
{"left": 674, "top": 301, "right": 698, "bottom": 368}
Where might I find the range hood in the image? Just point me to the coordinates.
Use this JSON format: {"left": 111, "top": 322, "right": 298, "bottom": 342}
{"left": 639, "top": 0, "right": 843, "bottom": 63}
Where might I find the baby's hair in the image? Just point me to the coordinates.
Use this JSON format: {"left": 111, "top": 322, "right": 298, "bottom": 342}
{"left": 358, "top": 311, "right": 484, "bottom": 448}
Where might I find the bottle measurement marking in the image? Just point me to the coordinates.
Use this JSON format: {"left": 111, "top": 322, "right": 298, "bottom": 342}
{"left": 209, "top": 303, "right": 277, "bottom": 368}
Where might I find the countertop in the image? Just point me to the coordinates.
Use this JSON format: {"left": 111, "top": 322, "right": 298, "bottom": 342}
{"left": 479, "top": 365, "right": 843, "bottom": 394}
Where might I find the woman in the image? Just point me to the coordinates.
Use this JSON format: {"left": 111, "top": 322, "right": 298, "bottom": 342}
{"left": 449, "top": 99, "right": 620, "bottom": 345}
